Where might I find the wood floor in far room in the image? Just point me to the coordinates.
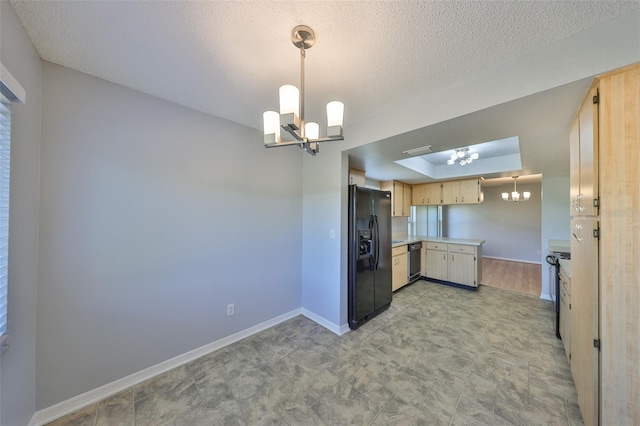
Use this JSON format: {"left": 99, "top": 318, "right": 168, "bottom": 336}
{"left": 481, "top": 258, "right": 541, "bottom": 297}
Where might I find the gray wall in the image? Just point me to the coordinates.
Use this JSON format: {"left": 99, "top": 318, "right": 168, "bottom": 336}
{"left": 444, "top": 183, "right": 542, "bottom": 263}
{"left": 0, "top": 2, "right": 42, "bottom": 425}
{"left": 36, "top": 63, "right": 303, "bottom": 408}
{"left": 541, "top": 173, "right": 570, "bottom": 299}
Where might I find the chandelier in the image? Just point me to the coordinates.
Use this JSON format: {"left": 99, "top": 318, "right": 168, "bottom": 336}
{"left": 502, "top": 176, "right": 530, "bottom": 202}
{"left": 262, "top": 26, "right": 344, "bottom": 156}
{"left": 447, "top": 147, "right": 479, "bottom": 166}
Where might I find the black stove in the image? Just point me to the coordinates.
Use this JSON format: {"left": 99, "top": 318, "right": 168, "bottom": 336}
{"left": 546, "top": 250, "right": 570, "bottom": 339}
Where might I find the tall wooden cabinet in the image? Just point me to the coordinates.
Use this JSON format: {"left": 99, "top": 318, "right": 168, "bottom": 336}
{"left": 569, "top": 63, "right": 639, "bottom": 426}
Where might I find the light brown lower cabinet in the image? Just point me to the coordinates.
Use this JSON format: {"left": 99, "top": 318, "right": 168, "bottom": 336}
{"left": 425, "top": 243, "right": 448, "bottom": 281}
{"left": 424, "top": 242, "right": 481, "bottom": 287}
{"left": 392, "top": 246, "right": 408, "bottom": 292}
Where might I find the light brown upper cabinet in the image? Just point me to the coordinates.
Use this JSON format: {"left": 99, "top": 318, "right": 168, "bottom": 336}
{"left": 380, "top": 181, "right": 412, "bottom": 217}
{"left": 412, "top": 182, "right": 442, "bottom": 205}
{"left": 441, "top": 178, "right": 483, "bottom": 205}
{"left": 348, "top": 168, "right": 366, "bottom": 186}
{"left": 570, "top": 86, "right": 599, "bottom": 217}
{"left": 403, "top": 184, "right": 412, "bottom": 216}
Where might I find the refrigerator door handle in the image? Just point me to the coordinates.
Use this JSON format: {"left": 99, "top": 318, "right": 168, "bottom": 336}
{"left": 369, "top": 216, "right": 376, "bottom": 271}
{"left": 374, "top": 215, "right": 380, "bottom": 271}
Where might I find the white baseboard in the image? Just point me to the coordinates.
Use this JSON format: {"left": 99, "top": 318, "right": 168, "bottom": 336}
{"left": 483, "top": 256, "right": 542, "bottom": 265}
{"left": 29, "top": 308, "right": 303, "bottom": 426}
{"left": 300, "top": 308, "right": 349, "bottom": 336}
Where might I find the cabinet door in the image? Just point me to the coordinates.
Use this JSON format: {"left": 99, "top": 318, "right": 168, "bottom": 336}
{"left": 598, "top": 65, "right": 640, "bottom": 426}
{"left": 448, "top": 252, "right": 476, "bottom": 287}
{"left": 392, "top": 255, "right": 401, "bottom": 291}
{"left": 412, "top": 184, "right": 426, "bottom": 205}
{"left": 392, "top": 253, "right": 408, "bottom": 291}
{"left": 569, "top": 115, "right": 581, "bottom": 215}
{"left": 403, "top": 184, "right": 412, "bottom": 216}
{"left": 458, "top": 179, "right": 481, "bottom": 204}
{"left": 425, "top": 183, "right": 442, "bottom": 205}
{"left": 441, "top": 181, "right": 459, "bottom": 205}
{"left": 578, "top": 87, "right": 599, "bottom": 217}
{"left": 425, "top": 249, "right": 448, "bottom": 281}
{"left": 571, "top": 86, "right": 599, "bottom": 216}
{"left": 570, "top": 218, "right": 599, "bottom": 426}
{"left": 393, "top": 182, "right": 404, "bottom": 217}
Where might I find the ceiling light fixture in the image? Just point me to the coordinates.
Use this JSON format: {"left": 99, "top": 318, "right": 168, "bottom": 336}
{"left": 262, "top": 25, "right": 344, "bottom": 156}
{"left": 502, "top": 176, "right": 530, "bottom": 202}
{"left": 447, "top": 147, "right": 479, "bottom": 166}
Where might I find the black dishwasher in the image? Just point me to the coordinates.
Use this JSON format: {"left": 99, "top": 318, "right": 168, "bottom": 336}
{"left": 408, "top": 242, "right": 422, "bottom": 283}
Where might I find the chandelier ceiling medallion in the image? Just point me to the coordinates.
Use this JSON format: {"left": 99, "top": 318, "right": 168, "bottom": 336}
{"left": 262, "top": 25, "right": 344, "bottom": 156}
{"left": 447, "top": 147, "right": 479, "bottom": 166}
{"left": 502, "top": 176, "right": 530, "bottom": 202}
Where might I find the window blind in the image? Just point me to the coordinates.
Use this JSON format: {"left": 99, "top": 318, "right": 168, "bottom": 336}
{"left": 0, "top": 100, "right": 10, "bottom": 338}
{"left": 0, "top": 64, "right": 24, "bottom": 352}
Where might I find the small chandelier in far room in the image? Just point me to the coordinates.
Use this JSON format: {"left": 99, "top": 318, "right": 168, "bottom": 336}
{"left": 262, "top": 25, "right": 344, "bottom": 156}
{"left": 447, "top": 147, "right": 479, "bottom": 166}
{"left": 502, "top": 176, "right": 530, "bottom": 202}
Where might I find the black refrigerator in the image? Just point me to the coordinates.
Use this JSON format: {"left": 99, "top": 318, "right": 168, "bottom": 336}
{"left": 348, "top": 185, "right": 392, "bottom": 330}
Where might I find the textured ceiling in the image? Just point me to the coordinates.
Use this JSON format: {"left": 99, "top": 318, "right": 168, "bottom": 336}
{"left": 9, "top": 0, "right": 640, "bottom": 133}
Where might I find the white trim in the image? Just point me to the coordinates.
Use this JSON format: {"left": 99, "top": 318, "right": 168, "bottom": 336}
{"left": 300, "top": 308, "right": 348, "bottom": 336}
{"left": 0, "top": 62, "right": 26, "bottom": 103}
{"left": 29, "top": 308, "right": 302, "bottom": 426}
{"left": 483, "top": 255, "right": 542, "bottom": 265}
{"left": 339, "top": 323, "right": 351, "bottom": 335}
{"left": 539, "top": 292, "right": 554, "bottom": 301}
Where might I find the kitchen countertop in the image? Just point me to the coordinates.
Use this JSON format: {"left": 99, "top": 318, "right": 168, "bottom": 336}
{"left": 559, "top": 259, "right": 571, "bottom": 278}
{"left": 392, "top": 236, "right": 485, "bottom": 248}
{"left": 548, "top": 239, "right": 571, "bottom": 254}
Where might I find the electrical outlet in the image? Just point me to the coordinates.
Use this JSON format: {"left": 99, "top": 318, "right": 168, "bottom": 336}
{"left": 227, "top": 304, "right": 234, "bottom": 316}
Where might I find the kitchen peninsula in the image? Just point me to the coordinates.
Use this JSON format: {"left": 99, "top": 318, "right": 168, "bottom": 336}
{"left": 392, "top": 237, "right": 484, "bottom": 291}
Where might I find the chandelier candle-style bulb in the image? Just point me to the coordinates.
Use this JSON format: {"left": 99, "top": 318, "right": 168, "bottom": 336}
{"left": 279, "top": 85, "right": 300, "bottom": 130}
{"left": 523, "top": 192, "right": 531, "bottom": 200}
{"left": 263, "top": 111, "right": 281, "bottom": 145}
{"left": 326, "top": 101, "right": 344, "bottom": 138}
{"left": 305, "top": 122, "right": 319, "bottom": 140}
{"left": 502, "top": 193, "right": 509, "bottom": 201}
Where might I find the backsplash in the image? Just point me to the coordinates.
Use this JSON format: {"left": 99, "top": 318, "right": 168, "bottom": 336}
{"left": 392, "top": 216, "right": 409, "bottom": 240}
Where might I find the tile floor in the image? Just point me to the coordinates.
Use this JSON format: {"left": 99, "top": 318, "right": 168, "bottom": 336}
{"left": 47, "top": 281, "right": 583, "bottom": 426}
